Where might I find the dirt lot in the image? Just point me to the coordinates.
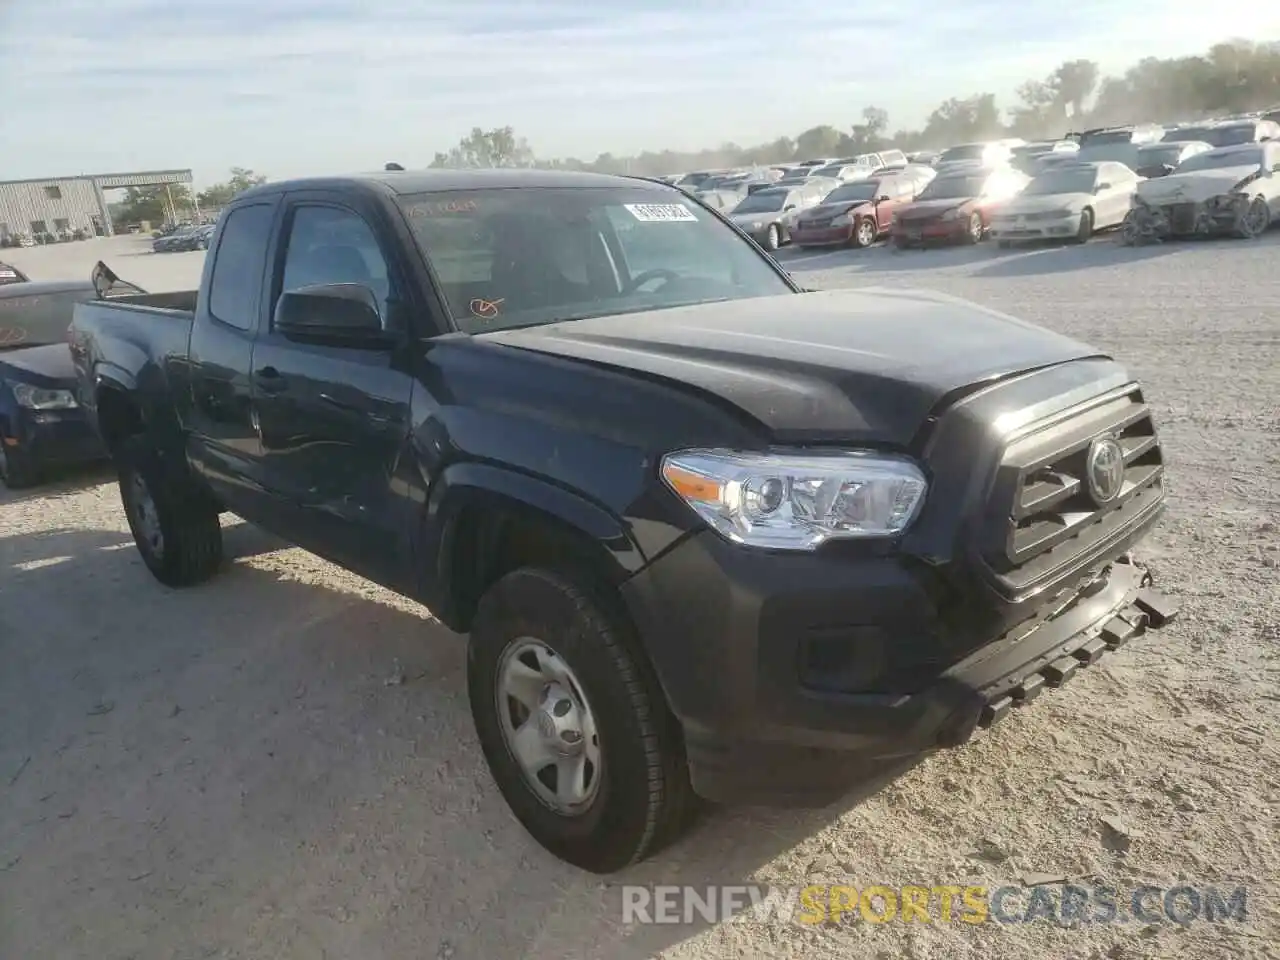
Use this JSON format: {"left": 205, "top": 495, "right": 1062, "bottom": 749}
{"left": 2, "top": 234, "right": 1278, "bottom": 959}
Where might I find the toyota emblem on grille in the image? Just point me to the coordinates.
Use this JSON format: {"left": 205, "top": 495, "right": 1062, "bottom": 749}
{"left": 1085, "top": 435, "right": 1125, "bottom": 505}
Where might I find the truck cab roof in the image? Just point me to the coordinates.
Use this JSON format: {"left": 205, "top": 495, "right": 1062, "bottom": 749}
{"left": 236, "top": 167, "right": 648, "bottom": 201}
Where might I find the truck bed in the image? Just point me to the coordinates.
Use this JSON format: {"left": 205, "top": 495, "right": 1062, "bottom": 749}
{"left": 95, "top": 289, "right": 198, "bottom": 315}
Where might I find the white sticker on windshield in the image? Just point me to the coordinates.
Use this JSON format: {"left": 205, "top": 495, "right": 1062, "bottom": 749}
{"left": 0, "top": 270, "right": 16, "bottom": 279}
{"left": 624, "top": 203, "right": 698, "bottom": 223}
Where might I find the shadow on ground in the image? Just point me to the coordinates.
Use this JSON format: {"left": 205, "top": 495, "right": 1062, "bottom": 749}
{"left": 0, "top": 462, "right": 115, "bottom": 508}
{"left": 0, "top": 523, "right": 928, "bottom": 959}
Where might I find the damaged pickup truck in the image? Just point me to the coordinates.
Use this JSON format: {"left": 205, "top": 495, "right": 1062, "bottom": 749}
{"left": 1122, "top": 141, "right": 1280, "bottom": 244}
{"left": 69, "top": 168, "right": 1178, "bottom": 873}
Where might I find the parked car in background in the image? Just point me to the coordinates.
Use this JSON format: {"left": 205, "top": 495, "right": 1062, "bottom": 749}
{"left": 936, "top": 141, "right": 1017, "bottom": 168}
{"left": 0, "top": 262, "right": 29, "bottom": 286}
{"left": 892, "top": 166, "right": 1030, "bottom": 247}
{"left": 810, "top": 163, "right": 869, "bottom": 183}
{"left": 1161, "top": 119, "right": 1280, "bottom": 148}
{"left": 1125, "top": 141, "right": 1280, "bottom": 242}
{"left": 1072, "top": 142, "right": 1143, "bottom": 171}
{"left": 1078, "top": 123, "right": 1165, "bottom": 146}
{"left": 1133, "top": 141, "right": 1214, "bottom": 178}
{"left": 790, "top": 174, "right": 921, "bottom": 248}
{"left": 905, "top": 150, "right": 940, "bottom": 165}
{"left": 0, "top": 275, "right": 147, "bottom": 486}
{"left": 1010, "top": 140, "right": 1080, "bottom": 174}
{"left": 152, "top": 225, "right": 204, "bottom": 253}
{"left": 168, "top": 224, "right": 216, "bottom": 252}
{"left": 987, "top": 161, "right": 1140, "bottom": 246}
{"left": 727, "top": 185, "right": 816, "bottom": 250}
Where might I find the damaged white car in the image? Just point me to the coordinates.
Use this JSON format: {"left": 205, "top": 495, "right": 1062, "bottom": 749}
{"left": 1121, "top": 142, "right": 1280, "bottom": 244}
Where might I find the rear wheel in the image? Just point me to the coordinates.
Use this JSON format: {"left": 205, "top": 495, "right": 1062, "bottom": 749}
{"left": 893, "top": 234, "right": 912, "bottom": 250}
{"left": 468, "top": 568, "right": 695, "bottom": 873}
{"left": 117, "top": 435, "right": 223, "bottom": 586}
{"left": 853, "top": 217, "right": 877, "bottom": 248}
{"left": 764, "top": 224, "right": 781, "bottom": 252}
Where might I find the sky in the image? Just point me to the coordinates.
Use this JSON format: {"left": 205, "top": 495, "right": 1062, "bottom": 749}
{"left": 2, "top": 1, "right": 1279, "bottom": 187}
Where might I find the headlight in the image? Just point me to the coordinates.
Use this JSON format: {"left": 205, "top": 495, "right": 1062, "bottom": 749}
{"left": 661, "top": 449, "right": 928, "bottom": 550}
{"left": 751, "top": 220, "right": 764, "bottom": 230}
{"left": 12, "top": 383, "right": 78, "bottom": 409}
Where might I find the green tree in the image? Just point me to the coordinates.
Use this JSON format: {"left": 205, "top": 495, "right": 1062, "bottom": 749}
{"left": 110, "top": 184, "right": 194, "bottom": 228}
{"left": 430, "top": 126, "right": 536, "bottom": 168}
{"left": 794, "top": 124, "right": 846, "bottom": 159}
{"left": 196, "top": 167, "right": 268, "bottom": 208}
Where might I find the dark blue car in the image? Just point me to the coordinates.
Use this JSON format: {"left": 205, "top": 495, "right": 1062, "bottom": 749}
{"left": 0, "top": 277, "right": 143, "bottom": 487}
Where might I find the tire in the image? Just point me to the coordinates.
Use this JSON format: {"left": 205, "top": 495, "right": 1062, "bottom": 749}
{"left": 852, "top": 217, "right": 877, "bottom": 248}
{"left": 764, "top": 224, "right": 780, "bottom": 252}
{"left": 1236, "top": 197, "right": 1270, "bottom": 239}
{"left": 893, "top": 234, "right": 912, "bottom": 250}
{"left": 468, "top": 567, "right": 694, "bottom": 873}
{"left": 117, "top": 435, "right": 223, "bottom": 587}
{"left": 963, "top": 211, "right": 984, "bottom": 244}
{"left": 0, "top": 436, "right": 40, "bottom": 489}
{"left": 1070, "top": 208, "right": 1094, "bottom": 244}
{"left": 996, "top": 240, "right": 1011, "bottom": 250}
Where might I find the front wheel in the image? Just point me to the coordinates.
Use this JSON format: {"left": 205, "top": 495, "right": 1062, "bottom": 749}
{"left": 468, "top": 568, "right": 694, "bottom": 873}
{"left": 117, "top": 435, "right": 223, "bottom": 587}
{"left": 1236, "top": 197, "right": 1271, "bottom": 238}
{"left": 0, "top": 437, "right": 39, "bottom": 489}
{"left": 852, "top": 217, "right": 877, "bottom": 248}
{"left": 1070, "top": 208, "right": 1094, "bottom": 244}
{"left": 963, "top": 211, "right": 984, "bottom": 244}
{"left": 763, "top": 224, "right": 781, "bottom": 252}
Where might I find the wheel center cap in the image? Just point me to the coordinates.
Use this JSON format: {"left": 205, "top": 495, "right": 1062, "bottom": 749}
{"left": 537, "top": 683, "right": 584, "bottom": 756}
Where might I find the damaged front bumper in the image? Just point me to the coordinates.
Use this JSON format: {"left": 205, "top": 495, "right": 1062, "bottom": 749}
{"left": 1121, "top": 193, "right": 1258, "bottom": 244}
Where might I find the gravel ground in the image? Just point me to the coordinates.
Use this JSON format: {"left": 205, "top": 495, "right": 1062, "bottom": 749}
{"left": 1, "top": 234, "right": 1278, "bottom": 960}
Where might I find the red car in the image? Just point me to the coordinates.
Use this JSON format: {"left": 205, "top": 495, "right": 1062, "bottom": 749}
{"left": 892, "top": 167, "right": 1029, "bottom": 247}
{"left": 790, "top": 175, "right": 918, "bottom": 248}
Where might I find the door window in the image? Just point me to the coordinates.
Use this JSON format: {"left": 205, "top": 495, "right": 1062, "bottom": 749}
{"left": 280, "top": 206, "right": 393, "bottom": 325}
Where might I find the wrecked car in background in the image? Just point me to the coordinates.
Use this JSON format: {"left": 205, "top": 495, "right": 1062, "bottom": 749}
{"left": 1121, "top": 142, "right": 1280, "bottom": 244}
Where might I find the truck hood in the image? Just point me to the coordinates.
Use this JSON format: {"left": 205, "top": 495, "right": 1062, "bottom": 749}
{"left": 479, "top": 289, "right": 1104, "bottom": 446}
{"left": 1136, "top": 166, "right": 1258, "bottom": 204}
{"left": 0, "top": 343, "right": 77, "bottom": 388}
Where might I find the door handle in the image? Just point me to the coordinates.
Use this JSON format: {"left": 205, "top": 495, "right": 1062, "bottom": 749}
{"left": 319, "top": 392, "right": 391, "bottom": 425}
{"left": 254, "top": 366, "right": 286, "bottom": 392}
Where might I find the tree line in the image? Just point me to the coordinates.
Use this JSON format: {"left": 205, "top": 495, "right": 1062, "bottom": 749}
{"left": 429, "top": 39, "right": 1280, "bottom": 176}
{"left": 110, "top": 167, "right": 268, "bottom": 228}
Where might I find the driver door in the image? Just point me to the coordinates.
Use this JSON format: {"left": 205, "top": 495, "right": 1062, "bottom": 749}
{"left": 248, "top": 194, "right": 416, "bottom": 587}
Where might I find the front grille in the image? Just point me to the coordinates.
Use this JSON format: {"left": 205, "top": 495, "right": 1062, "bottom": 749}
{"left": 982, "top": 387, "right": 1165, "bottom": 594}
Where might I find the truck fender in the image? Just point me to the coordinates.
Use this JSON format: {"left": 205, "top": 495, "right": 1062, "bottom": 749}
{"left": 418, "top": 461, "right": 648, "bottom": 631}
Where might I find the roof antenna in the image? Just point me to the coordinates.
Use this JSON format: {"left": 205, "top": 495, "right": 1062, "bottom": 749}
{"left": 385, "top": 162, "right": 405, "bottom": 171}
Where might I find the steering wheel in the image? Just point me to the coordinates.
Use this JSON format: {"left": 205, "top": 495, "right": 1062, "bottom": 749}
{"left": 623, "top": 268, "right": 680, "bottom": 294}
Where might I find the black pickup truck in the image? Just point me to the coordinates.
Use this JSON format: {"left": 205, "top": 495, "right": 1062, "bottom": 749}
{"left": 68, "top": 168, "right": 1176, "bottom": 873}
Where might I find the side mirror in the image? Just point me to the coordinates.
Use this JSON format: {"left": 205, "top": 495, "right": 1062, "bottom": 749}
{"left": 877, "top": 194, "right": 892, "bottom": 203}
{"left": 784, "top": 204, "right": 797, "bottom": 211}
{"left": 1096, "top": 182, "right": 1112, "bottom": 191}
{"left": 274, "top": 283, "right": 392, "bottom": 349}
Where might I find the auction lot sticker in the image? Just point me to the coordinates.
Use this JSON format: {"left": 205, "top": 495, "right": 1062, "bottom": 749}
{"left": 625, "top": 203, "right": 698, "bottom": 222}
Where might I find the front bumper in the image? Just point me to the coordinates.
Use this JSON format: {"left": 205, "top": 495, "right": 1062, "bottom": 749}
{"left": 893, "top": 219, "right": 969, "bottom": 243}
{"left": 791, "top": 223, "right": 855, "bottom": 246}
{"left": 6, "top": 406, "right": 104, "bottom": 467}
{"left": 989, "top": 214, "right": 1081, "bottom": 240}
{"left": 621, "top": 525, "right": 1174, "bottom": 806}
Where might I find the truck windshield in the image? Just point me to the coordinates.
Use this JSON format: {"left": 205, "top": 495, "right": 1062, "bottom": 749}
{"left": 400, "top": 188, "right": 793, "bottom": 332}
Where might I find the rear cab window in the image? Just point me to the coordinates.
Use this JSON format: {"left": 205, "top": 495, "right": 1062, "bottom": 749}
{"left": 399, "top": 188, "right": 792, "bottom": 334}
{"left": 207, "top": 203, "right": 276, "bottom": 330}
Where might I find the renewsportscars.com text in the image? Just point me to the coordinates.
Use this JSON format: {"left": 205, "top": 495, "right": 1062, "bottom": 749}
{"left": 621, "top": 883, "right": 1250, "bottom": 927}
